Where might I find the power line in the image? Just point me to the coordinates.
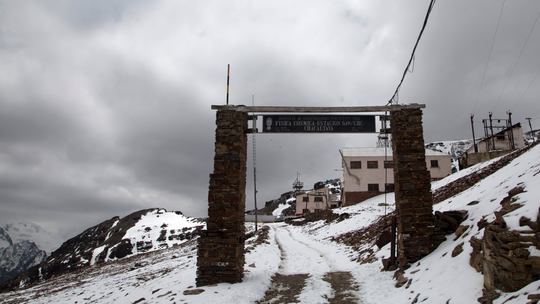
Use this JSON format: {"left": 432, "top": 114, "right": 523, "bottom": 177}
{"left": 472, "top": 0, "right": 506, "bottom": 114}
{"left": 387, "top": 0, "right": 437, "bottom": 105}
{"left": 531, "top": 109, "right": 540, "bottom": 119}
{"left": 512, "top": 67, "right": 540, "bottom": 112}
{"left": 494, "top": 8, "right": 540, "bottom": 112}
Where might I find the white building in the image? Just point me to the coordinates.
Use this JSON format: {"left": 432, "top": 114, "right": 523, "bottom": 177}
{"left": 460, "top": 123, "right": 526, "bottom": 168}
{"left": 295, "top": 185, "right": 340, "bottom": 216}
{"left": 341, "top": 147, "right": 452, "bottom": 207}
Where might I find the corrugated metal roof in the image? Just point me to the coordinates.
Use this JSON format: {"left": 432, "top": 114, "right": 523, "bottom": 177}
{"left": 341, "top": 147, "right": 449, "bottom": 157}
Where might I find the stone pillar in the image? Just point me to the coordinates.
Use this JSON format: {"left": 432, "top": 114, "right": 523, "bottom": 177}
{"left": 196, "top": 109, "right": 248, "bottom": 286}
{"left": 391, "top": 108, "right": 436, "bottom": 262}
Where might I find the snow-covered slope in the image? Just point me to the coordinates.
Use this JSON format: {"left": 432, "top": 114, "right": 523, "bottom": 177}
{"left": 1, "top": 143, "right": 539, "bottom": 303}
{"left": 0, "top": 208, "right": 204, "bottom": 291}
{"left": 272, "top": 198, "right": 294, "bottom": 216}
{"left": 393, "top": 142, "right": 540, "bottom": 304}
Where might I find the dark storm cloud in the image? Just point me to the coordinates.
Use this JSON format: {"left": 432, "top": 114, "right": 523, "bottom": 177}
{"left": 1, "top": 0, "right": 539, "bottom": 237}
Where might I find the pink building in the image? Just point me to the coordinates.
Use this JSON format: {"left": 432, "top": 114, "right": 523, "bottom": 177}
{"left": 341, "top": 147, "right": 452, "bottom": 207}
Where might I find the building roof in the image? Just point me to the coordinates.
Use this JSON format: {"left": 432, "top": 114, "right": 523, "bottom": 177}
{"left": 341, "top": 147, "right": 449, "bottom": 157}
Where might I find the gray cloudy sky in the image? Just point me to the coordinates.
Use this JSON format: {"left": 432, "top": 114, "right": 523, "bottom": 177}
{"left": 1, "top": 0, "right": 540, "bottom": 238}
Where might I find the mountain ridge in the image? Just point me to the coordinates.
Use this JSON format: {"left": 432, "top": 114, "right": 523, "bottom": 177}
{"left": 0, "top": 208, "right": 204, "bottom": 291}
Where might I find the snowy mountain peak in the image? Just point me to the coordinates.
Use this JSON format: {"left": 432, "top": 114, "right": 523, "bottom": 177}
{"left": 0, "top": 221, "right": 63, "bottom": 255}
{"left": 0, "top": 228, "right": 13, "bottom": 249}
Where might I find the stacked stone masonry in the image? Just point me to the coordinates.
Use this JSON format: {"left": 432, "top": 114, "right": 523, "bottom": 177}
{"left": 196, "top": 110, "right": 248, "bottom": 286}
{"left": 391, "top": 108, "right": 443, "bottom": 262}
{"left": 197, "top": 105, "right": 442, "bottom": 285}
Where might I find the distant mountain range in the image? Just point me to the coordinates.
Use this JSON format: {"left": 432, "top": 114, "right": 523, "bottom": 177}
{"left": 0, "top": 221, "right": 63, "bottom": 283}
{"left": 425, "top": 139, "right": 474, "bottom": 159}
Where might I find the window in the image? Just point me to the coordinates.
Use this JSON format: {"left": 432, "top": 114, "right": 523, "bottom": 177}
{"left": 368, "top": 184, "right": 380, "bottom": 192}
{"left": 367, "top": 161, "right": 378, "bottom": 169}
{"left": 430, "top": 160, "right": 439, "bottom": 168}
{"left": 496, "top": 134, "right": 505, "bottom": 140}
{"left": 314, "top": 196, "right": 323, "bottom": 202}
{"left": 350, "top": 161, "right": 361, "bottom": 169}
{"left": 384, "top": 161, "right": 394, "bottom": 168}
{"left": 302, "top": 196, "right": 309, "bottom": 202}
{"left": 385, "top": 183, "right": 395, "bottom": 192}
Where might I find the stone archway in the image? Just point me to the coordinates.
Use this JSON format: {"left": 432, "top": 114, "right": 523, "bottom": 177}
{"left": 196, "top": 104, "right": 438, "bottom": 286}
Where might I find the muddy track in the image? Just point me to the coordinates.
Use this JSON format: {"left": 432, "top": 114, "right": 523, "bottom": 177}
{"left": 323, "top": 272, "right": 361, "bottom": 304}
{"left": 257, "top": 226, "right": 362, "bottom": 304}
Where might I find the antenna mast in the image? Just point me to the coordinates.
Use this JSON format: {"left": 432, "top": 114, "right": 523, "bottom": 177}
{"left": 293, "top": 172, "right": 304, "bottom": 192}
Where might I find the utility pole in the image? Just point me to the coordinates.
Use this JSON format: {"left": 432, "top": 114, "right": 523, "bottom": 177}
{"left": 507, "top": 111, "right": 515, "bottom": 150}
{"left": 526, "top": 118, "right": 535, "bottom": 141}
{"left": 470, "top": 114, "right": 478, "bottom": 153}
{"left": 489, "top": 112, "right": 495, "bottom": 151}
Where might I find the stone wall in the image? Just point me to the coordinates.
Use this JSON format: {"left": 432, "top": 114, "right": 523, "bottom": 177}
{"left": 343, "top": 191, "right": 384, "bottom": 207}
{"left": 469, "top": 187, "right": 540, "bottom": 295}
{"left": 391, "top": 108, "right": 444, "bottom": 262}
{"left": 460, "top": 150, "right": 511, "bottom": 169}
{"left": 196, "top": 110, "right": 248, "bottom": 286}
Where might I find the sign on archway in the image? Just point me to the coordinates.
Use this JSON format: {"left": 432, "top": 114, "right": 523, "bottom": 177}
{"left": 262, "top": 114, "right": 376, "bottom": 133}
{"left": 196, "top": 104, "right": 439, "bottom": 287}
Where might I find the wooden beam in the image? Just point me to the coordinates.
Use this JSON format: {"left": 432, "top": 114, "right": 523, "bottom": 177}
{"left": 211, "top": 104, "right": 425, "bottom": 113}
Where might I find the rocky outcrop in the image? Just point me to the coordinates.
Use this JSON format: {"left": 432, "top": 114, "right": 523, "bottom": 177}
{"left": 482, "top": 223, "right": 540, "bottom": 292}
{"left": 0, "top": 228, "right": 13, "bottom": 248}
{"left": 469, "top": 187, "right": 540, "bottom": 300}
{"left": 0, "top": 241, "right": 47, "bottom": 283}
{"left": 246, "top": 191, "right": 298, "bottom": 216}
{"left": 0, "top": 226, "right": 54, "bottom": 284}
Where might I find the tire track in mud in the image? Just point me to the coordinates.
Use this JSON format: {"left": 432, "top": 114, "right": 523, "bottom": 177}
{"left": 257, "top": 226, "right": 361, "bottom": 304}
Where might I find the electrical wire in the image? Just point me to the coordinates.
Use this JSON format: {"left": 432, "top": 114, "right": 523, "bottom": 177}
{"left": 531, "top": 109, "right": 540, "bottom": 119}
{"left": 493, "top": 8, "right": 540, "bottom": 112}
{"left": 387, "top": 0, "right": 437, "bottom": 105}
{"left": 512, "top": 68, "right": 540, "bottom": 112}
{"left": 472, "top": 0, "right": 506, "bottom": 114}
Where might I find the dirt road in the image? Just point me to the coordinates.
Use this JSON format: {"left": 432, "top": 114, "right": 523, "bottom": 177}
{"left": 257, "top": 226, "right": 362, "bottom": 304}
